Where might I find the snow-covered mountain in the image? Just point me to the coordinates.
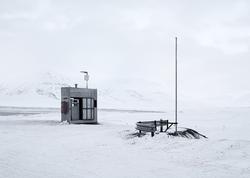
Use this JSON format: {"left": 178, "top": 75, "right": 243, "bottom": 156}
{"left": 0, "top": 73, "right": 70, "bottom": 108}
{"left": 1, "top": 72, "right": 248, "bottom": 110}
{"left": 0, "top": 72, "right": 174, "bottom": 110}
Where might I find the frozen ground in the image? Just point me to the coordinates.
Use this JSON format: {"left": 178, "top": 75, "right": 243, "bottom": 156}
{"left": 0, "top": 107, "right": 250, "bottom": 178}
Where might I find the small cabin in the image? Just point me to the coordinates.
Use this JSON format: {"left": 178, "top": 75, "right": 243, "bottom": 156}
{"left": 61, "top": 87, "right": 97, "bottom": 124}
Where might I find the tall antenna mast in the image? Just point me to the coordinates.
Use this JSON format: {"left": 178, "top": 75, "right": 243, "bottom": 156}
{"left": 175, "top": 37, "right": 178, "bottom": 133}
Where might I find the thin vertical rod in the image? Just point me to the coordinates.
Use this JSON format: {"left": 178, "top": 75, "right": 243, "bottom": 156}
{"left": 175, "top": 37, "right": 178, "bottom": 133}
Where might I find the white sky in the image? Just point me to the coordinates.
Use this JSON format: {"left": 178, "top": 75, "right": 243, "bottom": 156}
{"left": 0, "top": 0, "right": 250, "bottom": 106}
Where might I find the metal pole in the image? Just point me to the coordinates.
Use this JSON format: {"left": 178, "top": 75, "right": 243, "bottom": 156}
{"left": 175, "top": 37, "right": 178, "bottom": 133}
{"left": 80, "top": 71, "right": 89, "bottom": 89}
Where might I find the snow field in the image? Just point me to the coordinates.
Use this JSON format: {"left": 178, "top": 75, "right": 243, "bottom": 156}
{"left": 0, "top": 108, "right": 250, "bottom": 178}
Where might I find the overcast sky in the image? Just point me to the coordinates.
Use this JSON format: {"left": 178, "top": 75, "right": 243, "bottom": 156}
{"left": 0, "top": 0, "right": 250, "bottom": 106}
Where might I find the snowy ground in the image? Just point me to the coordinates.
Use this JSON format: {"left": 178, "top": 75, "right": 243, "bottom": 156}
{"left": 0, "top": 107, "right": 250, "bottom": 178}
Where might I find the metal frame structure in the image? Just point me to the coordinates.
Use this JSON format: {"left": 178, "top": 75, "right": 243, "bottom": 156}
{"left": 136, "top": 120, "right": 177, "bottom": 137}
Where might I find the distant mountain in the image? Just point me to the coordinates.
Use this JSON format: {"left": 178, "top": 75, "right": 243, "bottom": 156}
{"left": 2, "top": 72, "right": 236, "bottom": 110}
{"left": 0, "top": 72, "right": 173, "bottom": 111}
{"left": 0, "top": 73, "right": 70, "bottom": 108}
